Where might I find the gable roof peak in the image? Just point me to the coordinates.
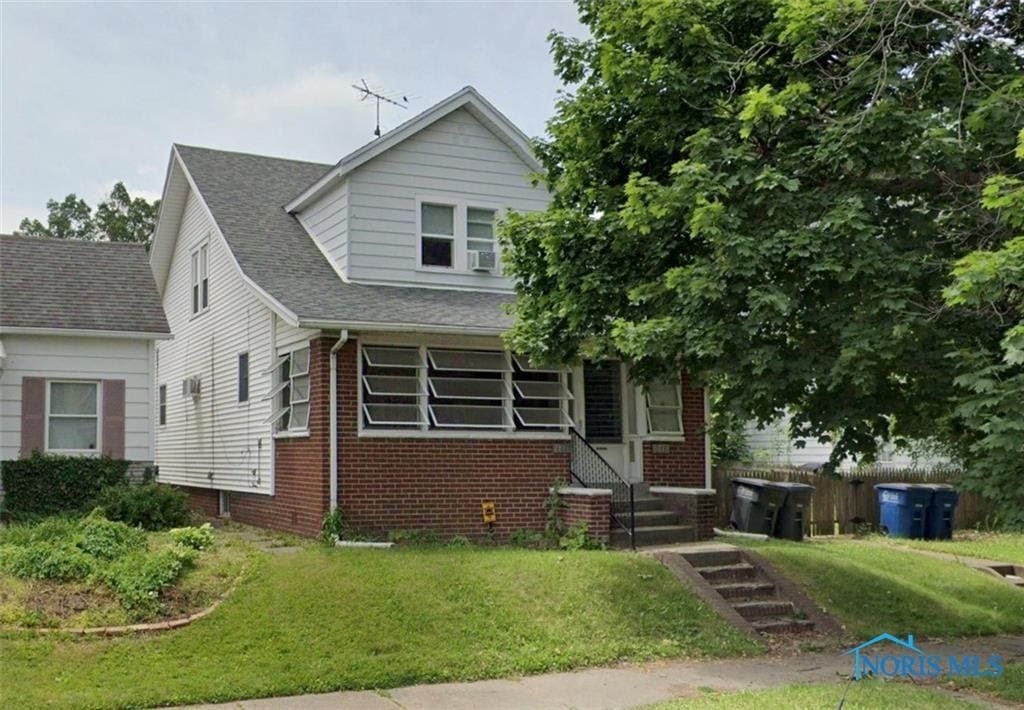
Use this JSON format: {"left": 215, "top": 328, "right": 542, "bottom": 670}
{"left": 284, "top": 85, "right": 540, "bottom": 213}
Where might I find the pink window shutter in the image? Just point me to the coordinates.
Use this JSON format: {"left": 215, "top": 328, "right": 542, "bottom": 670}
{"left": 20, "top": 377, "right": 46, "bottom": 457}
{"left": 102, "top": 379, "right": 126, "bottom": 459}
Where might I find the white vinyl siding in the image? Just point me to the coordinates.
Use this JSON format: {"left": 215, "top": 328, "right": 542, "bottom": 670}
{"left": 341, "top": 108, "right": 550, "bottom": 289}
{"left": 154, "top": 188, "right": 319, "bottom": 495}
{"left": 296, "top": 180, "right": 348, "bottom": 277}
{"left": 0, "top": 334, "right": 154, "bottom": 461}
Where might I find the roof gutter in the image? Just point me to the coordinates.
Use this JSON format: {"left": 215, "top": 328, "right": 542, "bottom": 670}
{"left": 299, "top": 319, "right": 507, "bottom": 337}
{"left": 329, "top": 330, "right": 349, "bottom": 513}
{"left": 0, "top": 326, "right": 173, "bottom": 340}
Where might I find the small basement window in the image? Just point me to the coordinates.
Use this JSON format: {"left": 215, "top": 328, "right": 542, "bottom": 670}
{"left": 420, "top": 203, "right": 455, "bottom": 268}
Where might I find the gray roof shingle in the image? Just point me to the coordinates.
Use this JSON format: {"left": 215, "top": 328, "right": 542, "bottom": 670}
{"left": 1, "top": 234, "right": 170, "bottom": 335}
{"left": 174, "top": 144, "right": 515, "bottom": 331}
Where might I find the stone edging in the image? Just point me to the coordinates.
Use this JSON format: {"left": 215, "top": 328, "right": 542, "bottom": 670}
{"left": 1, "top": 561, "right": 254, "bottom": 637}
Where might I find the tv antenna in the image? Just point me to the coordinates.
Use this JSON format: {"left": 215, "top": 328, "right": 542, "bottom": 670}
{"left": 352, "top": 79, "right": 409, "bottom": 138}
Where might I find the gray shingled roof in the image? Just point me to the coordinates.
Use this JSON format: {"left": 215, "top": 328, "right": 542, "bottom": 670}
{"left": 174, "top": 144, "right": 515, "bottom": 331}
{"left": 0, "top": 234, "right": 170, "bottom": 335}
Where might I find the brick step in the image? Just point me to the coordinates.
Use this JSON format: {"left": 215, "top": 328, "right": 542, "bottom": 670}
{"left": 613, "top": 497, "right": 666, "bottom": 513}
{"left": 681, "top": 549, "right": 742, "bottom": 568}
{"left": 750, "top": 617, "right": 816, "bottom": 634}
{"left": 632, "top": 509, "right": 683, "bottom": 527}
{"left": 731, "top": 600, "right": 796, "bottom": 620}
{"left": 711, "top": 581, "right": 777, "bottom": 600}
{"left": 609, "top": 524, "right": 694, "bottom": 548}
{"left": 695, "top": 563, "right": 757, "bottom": 583}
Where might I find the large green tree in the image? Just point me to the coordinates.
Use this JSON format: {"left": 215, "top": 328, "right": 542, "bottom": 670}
{"left": 19, "top": 182, "right": 160, "bottom": 245}
{"left": 501, "top": 0, "right": 1023, "bottom": 507}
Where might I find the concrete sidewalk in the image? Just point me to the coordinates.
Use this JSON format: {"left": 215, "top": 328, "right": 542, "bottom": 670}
{"left": 182, "top": 635, "right": 1024, "bottom": 709}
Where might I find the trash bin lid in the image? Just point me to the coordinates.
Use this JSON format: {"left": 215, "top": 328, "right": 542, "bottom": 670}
{"left": 874, "top": 483, "right": 930, "bottom": 491}
{"left": 731, "top": 477, "right": 773, "bottom": 488}
{"left": 766, "top": 481, "right": 816, "bottom": 491}
{"left": 917, "top": 483, "right": 955, "bottom": 491}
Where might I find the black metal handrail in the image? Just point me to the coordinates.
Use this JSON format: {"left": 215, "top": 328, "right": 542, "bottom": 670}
{"left": 568, "top": 428, "right": 635, "bottom": 548}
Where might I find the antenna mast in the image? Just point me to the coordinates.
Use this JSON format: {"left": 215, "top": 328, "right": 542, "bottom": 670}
{"left": 352, "top": 79, "right": 408, "bottom": 137}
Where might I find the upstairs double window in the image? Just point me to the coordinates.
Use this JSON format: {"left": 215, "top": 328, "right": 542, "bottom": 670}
{"left": 360, "top": 345, "right": 572, "bottom": 433}
{"left": 417, "top": 200, "right": 498, "bottom": 272}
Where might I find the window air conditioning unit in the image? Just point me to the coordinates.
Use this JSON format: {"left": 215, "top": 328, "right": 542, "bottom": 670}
{"left": 181, "top": 376, "right": 201, "bottom": 399}
{"left": 469, "top": 250, "right": 497, "bottom": 272}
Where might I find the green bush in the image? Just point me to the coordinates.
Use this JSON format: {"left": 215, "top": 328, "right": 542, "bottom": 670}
{"left": 558, "top": 521, "right": 604, "bottom": 551}
{"left": 0, "top": 453, "right": 128, "bottom": 519}
{"left": 169, "top": 523, "right": 214, "bottom": 551}
{"left": 320, "top": 509, "right": 344, "bottom": 545}
{"left": 100, "top": 546, "right": 198, "bottom": 616}
{"left": 78, "top": 514, "right": 147, "bottom": 560}
{"left": 0, "top": 541, "right": 94, "bottom": 581}
{"left": 94, "top": 483, "right": 192, "bottom": 531}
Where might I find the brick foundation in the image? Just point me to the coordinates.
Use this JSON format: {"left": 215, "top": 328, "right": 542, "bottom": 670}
{"left": 557, "top": 487, "right": 612, "bottom": 544}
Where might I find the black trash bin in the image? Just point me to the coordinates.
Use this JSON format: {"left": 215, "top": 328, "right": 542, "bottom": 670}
{"left": 771, "top": 481, "right": 816, "bottom": 541}
{"left": 921, "top": 484, "right": 960, "bottom": 540}
{"left": 730, "top": 478, "right": 788, "bottom": 535}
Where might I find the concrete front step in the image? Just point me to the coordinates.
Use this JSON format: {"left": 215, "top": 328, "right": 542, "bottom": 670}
{"left": 695, "top": 563, "right": 757, "bottom": 583}
{"left": 632, "top": 509, "right": 683, "bottom": 527}
{"left": 609, "top": 524, "right": 694, "bottom": 548}
{"left": 681, "top": 549, "right": 742, "bottom": 568}
{"left": 731, "top": 600, "right": 796, "bottom": 620}
{"left": 613, "top": 496, "right": 666, "bottom": 514}
{"left": 751, "top": 617, "right": 816, "bottom": 634}
{"left": 712, "top": 581, "right": 777, "bottom": 600}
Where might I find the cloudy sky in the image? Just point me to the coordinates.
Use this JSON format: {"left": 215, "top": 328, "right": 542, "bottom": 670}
{"left": 0, "top": 1, "right": 585, "bottom": 233}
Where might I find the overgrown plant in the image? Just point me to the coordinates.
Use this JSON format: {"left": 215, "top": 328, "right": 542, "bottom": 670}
{"left": 544, "top": 480, "right": 568, "bottom": 542}
{"left": 320, "top": 509, "right": 344, "bottom": 545}
{"left": 559, "top": 521, "right": 604, "bottom": 551}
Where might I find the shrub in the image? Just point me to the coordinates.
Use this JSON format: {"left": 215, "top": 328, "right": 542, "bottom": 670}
{"left": 100, "top": 546, "right": 198, "bottom": 617}
{"left": 508, "top": 528, "right": 546, "bottom": 548}
{"left": 0, "top": 541, "right": 94, "bottom": 581}
{"left": 0, "top": 453, "right": 129, "bottom": 519}
{"left": 169, "top": 523, "right": 214, "bottom": 551}
{"left": 320, "top": 509, "right": 344, "bottom": 545}
{"left": 0, "top": 517, "right": 81, "bottom": 547}
{"left": 78, "top": 514, "right": 147, "bottom": 560}
{"left": 94, "top": 483, "right": 192, "bottom": 531}
{"left": 558, "top": 521, "right": 604, "bottom": 551}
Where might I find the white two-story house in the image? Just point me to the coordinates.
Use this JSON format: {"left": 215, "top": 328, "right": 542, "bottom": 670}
{"left": 150, "top": 87, "right": 713, "bottom": 544}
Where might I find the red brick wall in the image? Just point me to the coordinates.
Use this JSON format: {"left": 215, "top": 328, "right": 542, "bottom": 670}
{"left": 176, "top": 337, "right": 333, "bottom": 538}
{"left": 338, "top": 340, "right": 570, "bottom": 539}
{"left": 642, "top": 375, "right": 707, "bottom": 488}
{"left": 558, "top": 490, "right": 611, "bottom": 543}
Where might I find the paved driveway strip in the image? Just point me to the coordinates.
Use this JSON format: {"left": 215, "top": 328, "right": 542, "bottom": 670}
{"left": 180, "top": 635, "right": 1024, "bottom": 709}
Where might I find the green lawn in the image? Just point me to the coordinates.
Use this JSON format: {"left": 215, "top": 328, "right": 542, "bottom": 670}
{"left": 951, "top": 661, "right": 1024, "bottom": 705}
{"left": 867, "top": 531, "right": 1024, "bottom": 565}
{"left": 646, "top": 680, "right": 977, "bottom": 709}
{"left": 0, "top": 545, "right": 759, "bottom": 709}
{"left": 730, "top": 537, "right": 1024, "bottom": 639}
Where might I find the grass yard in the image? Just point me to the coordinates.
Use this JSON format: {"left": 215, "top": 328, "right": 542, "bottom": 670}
{"left": 730, "top": 537, "right": 1024, "bottom": 639}
{"left": 646, "top": 679, "right": 980, "bottom": 709}
{"left": 866, "top": 531, "right": 1024, "bottom": 565}
{"left": 950, "top": 661, "right": 1024, "bottom": 705}
{"left": 0, "top": 543, "right": 759, "bottom": 709}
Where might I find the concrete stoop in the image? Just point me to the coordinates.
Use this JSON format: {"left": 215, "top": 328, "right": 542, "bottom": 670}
{"left": 655, "top": 544, "right": 843, "bottom": 638}
{"left": 609, "top": 494, "right": 694, "bottom": 548}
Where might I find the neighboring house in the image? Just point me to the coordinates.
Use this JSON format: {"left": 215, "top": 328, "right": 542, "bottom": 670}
{"left": 0, "top": 234, "right": 170, "bottom": 473}
{"left": 743, "top": 414, "right": 949, "bottom": 471}
{"left": 150, "top": 86, "right": 712, "bottom": 542}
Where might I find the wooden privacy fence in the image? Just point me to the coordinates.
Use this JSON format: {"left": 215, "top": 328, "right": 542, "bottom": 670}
{"left": 713, "top": 466, "right": 995, "bottom": 536}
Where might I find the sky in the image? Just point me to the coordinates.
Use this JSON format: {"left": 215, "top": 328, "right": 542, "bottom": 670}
{"left": 0, "top": 1, "right": 585, "bottom": 233}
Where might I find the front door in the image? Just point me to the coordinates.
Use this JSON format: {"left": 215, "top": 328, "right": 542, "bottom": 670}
{"left": 582, "top": 361, "right": 632, "bottom": 479}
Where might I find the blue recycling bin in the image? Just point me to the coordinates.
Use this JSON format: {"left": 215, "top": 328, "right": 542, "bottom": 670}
{"left": 875, "top": 483, "right": 933, "bottom": 538}
{"left": 920, "top": 484, "right": 960, "bottom": 540}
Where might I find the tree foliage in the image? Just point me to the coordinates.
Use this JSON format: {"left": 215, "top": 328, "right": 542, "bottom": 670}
{"left": 19, "top": 182, "right": 160, "bottom": 246}
{"left": 501, "top": 0, "right": 1023, "bottom": 511}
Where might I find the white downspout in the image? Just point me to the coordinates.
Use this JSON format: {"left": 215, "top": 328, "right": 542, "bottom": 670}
{"left": 329, "top": 330, "right": 349, "bottom": 512}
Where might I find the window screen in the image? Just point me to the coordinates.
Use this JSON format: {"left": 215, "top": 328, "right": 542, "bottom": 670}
{"left": 361, "top": 345, "right": 425, "bottom": 429}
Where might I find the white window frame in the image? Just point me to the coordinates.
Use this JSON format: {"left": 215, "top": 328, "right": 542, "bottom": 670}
{"left": 190, "top": 242, "right": 209, "bottom": 317}
{"left": 357, "top": 339, "right": 572, "bottom": 440}
{"left": 158, "top": 383, "right": 167, "bottom": 426}
{"left": 44, "top": 379, "right": 102, "bottom": 454}
{"left": 416, "top": 200, "right": 457, "bottom": 271}
{"left": 644, "top": 380, "right": 684, "bottom": 437}
{"left": 415, "top": 197, "right": 504, "bottom": 274}
{"left": 267, "top": 344, "right": 311, "bottom": 437}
